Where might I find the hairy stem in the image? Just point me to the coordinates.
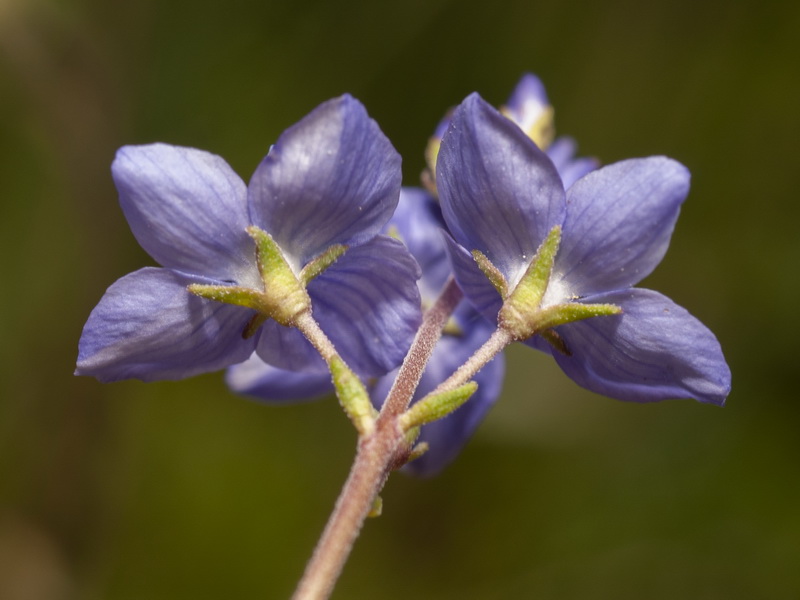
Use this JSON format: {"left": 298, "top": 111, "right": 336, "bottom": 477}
{"left": 379, "top": 277, "right": 464, "bottom": 419}
{"left": 294, "top": 310, "right": 338, "bottom": 363}
{"left": 425, "top": 327, "right": 512, "bottom": 397}
{"left": 291, "top": 278, "right": 463, "bottom": 600}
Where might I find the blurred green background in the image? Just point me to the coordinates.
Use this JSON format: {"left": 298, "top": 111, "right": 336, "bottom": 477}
{"left": 1, "top": 0, "right": 798, "bottom": 598}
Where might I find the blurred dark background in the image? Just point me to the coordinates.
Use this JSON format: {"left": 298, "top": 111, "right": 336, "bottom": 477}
{"left": 1, "top": 0, "right": 798, "bottom": 598}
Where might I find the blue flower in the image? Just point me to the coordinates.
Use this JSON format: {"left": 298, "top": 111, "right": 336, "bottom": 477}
{"left": 76, "top": 95, "right": 421, "bottom": 383}
{"left": 424, "top": 73, "right": 597, "bottom": 193}
{"left": 438, "top": 93, "right": 731, "bottom": 405}
{"left": 226, "top": 187, "right": 505, "bottom": 475}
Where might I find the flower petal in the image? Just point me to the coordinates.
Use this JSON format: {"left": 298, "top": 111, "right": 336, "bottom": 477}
{"left": 437, "top": 93, "right": 566, "bottom": 286}
{"left": 551, "top": 157, "right": 690, "bottom": 298}
{"left": 76, "top": 268, "right": 257, "bottom": 382}
{"left": 112, "top": 144, "right": 260, "bottom": 287}
{"left": 546, "top": 137, "right": 599, "bottom": 189}
{"left": 443, "top": 232, "right": 503, "bottom": 326}
{"left": 386, "top": 188, "right": 451, "bottom": 300}
{"left": 551, "top": 288, "right": 731, "bottom": 405}
{"left": 248, "top": 95, "right": 402, "bottom": 267}
{"left": 256, "top": 235, "right": 422, "bottom": 377}
{"left": 504, "top": 73, "right": 550, "bottom": 126}
{"left": 371, "top": 308, "right": 504, "bottom": 477}
{"left": 225, "top": 353, "right": 333, "bottom": 403}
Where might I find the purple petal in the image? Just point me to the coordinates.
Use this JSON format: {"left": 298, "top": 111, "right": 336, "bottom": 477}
{"left": 551, "top": 288, "right": 731, "bottom": 405}
{"left": 248, "top": 95, "right": 402, "bottom": 267}
{"left": 551, "top": 157, "right": 690, "bottom": 298}
{"left": 256, "top": 236, "right": 422, "bottom": 377}
{"left": 443, "top": 232, "right": 503, "bottom": 326}
{"left": 546, "top": 137, "right": 599, "bottom": 189}
{"left": 254, "top": 320, "right": 327, "bottom": 373}
{"left": 225, "top": 353, "right": 333, "bottom": 403}
{"left": 112, "top": 144, "right": 260, "bottom": 287}
{"left": 371, "top": 309, "right": 504, "bottom": 477}
{"left": 76, "top": 268, "right": 257, "bottom": 382}
{"left": 503, "top": 73, "right": 550, "bottom": 135}
{"left": 437, "top": 93, "right": 566, "bottom": 285}
{"left": 386, "top": 188, "right": 451, "bottom": 299}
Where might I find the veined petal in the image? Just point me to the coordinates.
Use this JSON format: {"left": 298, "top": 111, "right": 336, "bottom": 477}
{"left": 255, "top": 236, "right": 422, "bottom": 377}
{"left": 249, "top": 95, "right": 402, "bottom": 267}
{"left": 76, "top": 268, "right": 257, "bottom": 382}
{"left": 312, "top": 235, "right": 422, "bottom": 377}
{"left": 254, "top": 320, "right": 326, "bottom": 373}
{"left": 443, "top": 232, "right": 504, "bottom": 326}
{"left": 112, "top": 144, "right": 260, "bottom": 287}
{"left": 225, "top": 353, "right": 333, "bottom": 403}
{"left": 551, "top": 157, "right": 689, "bottom": 298}
{"left": 551, "top": 288, "right": 731, "bottom": 405}
{"left": 437, "top": 93, "right": 566, "bottom": 287}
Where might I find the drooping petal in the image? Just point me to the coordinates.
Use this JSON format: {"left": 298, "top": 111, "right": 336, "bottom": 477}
{"left": 371, "top": 308, "right": 504, "bottom": 477}
{"left": 550, "top": 157, "right": 690, "bottom": 299}
{"left": 248, "top": 95, "right": 402, "bottom": 267}
{"left": 443, "top": 232, "right": 503, "bottom": 326}
{"left": 313, "top": 235, "right": 421, "bottom": 376}
{"left": 551, "top": 288, "right": 731, "bottom": 405}
{"left": 225, "top": 353, "right": 333, "bottom": 403}
{"left": 256, "top": 235, "right": 422, "bottom": 377}
{"left": 76, "top": 268, "right": 257, "bottom": 382}
{"left": 254, "top": 320, "right": 327, "bottom": 373}
{"left": 437, "top": 93, "right": 566, "bottom": 286}
{"left": 112, "top": 144, "right": 260, "bottom": 287}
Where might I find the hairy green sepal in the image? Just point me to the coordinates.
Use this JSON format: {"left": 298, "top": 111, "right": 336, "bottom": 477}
{"left": 329, "top": 356, "right": 377, "bottom": 436}
{"left": 472, "top": 249, "right": 509, "bottom": 298}
{"left": 481, "top": 225, "right": 623, "bottom": 344}
{"left": 189, "top": 226, "right": 350, "bottom": 335}
{"left": 400, "top": 381, "right": 478, "bottom": 430}
{"left": 299, "top": 244, "right": 348, "bottom": 285}
{"left": 498, "top": 225, "right": 562, "bottom": 337}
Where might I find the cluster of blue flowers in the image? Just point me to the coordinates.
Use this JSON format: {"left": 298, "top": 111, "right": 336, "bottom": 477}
{"left": 77, "top": 75, "right": 731, "bottom": 476}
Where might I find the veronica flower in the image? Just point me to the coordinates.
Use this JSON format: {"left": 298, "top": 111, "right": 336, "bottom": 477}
{"left": 439, "top": 93, "right": 731, "bottom": 405}
{"left": 76, "top": 95, "right": 421, "bottom": 383}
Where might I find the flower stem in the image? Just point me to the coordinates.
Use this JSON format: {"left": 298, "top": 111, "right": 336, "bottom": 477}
{"left": 291, "top": 278, "right": 463, "bottom": 600}
{"left": 379, "top": 277, "right": 464, "bottom": 419}
{"left": 294, "top": 310, "right": 338, "bottom": 363}
{"left": 425, "top": 326, "right": 512, "bottom": 396}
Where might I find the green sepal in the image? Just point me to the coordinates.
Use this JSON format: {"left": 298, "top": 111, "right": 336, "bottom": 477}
{"left": 540, "top": 329, "right": 570, "bottom": 356}
{"left": 329, "top": 356, "right": 376, "bottom": 436}
{"left": 400, "top": 381, "right": 478, "bottom": 430}
{"left": 498, "top": 225, "right": 561, "bottom": 339}
{"left": 368, "top": 496, "right": 383, "bottom": 518}
{"left": 533, "top": 302, "right": 622, "bottom": 332}
{"left": 299, "top": 244, "right": 348, "bottom": 285}
{"left": 406, "top": 441, "right": 429, "bottom": 464}
{"left": 245, "top": 226, "right": 310, "bottom": 325}
{"left": 442, "top": 316, "right": 463, "bottom": 337}
{"left": 242, "top": 313, "right": 269, "bottom": 339}
{"left": 188, "top": 284, "right": 268, "bottom": 312}
{"left": 472, "top": 250, "right": 509, "bottom": 299}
